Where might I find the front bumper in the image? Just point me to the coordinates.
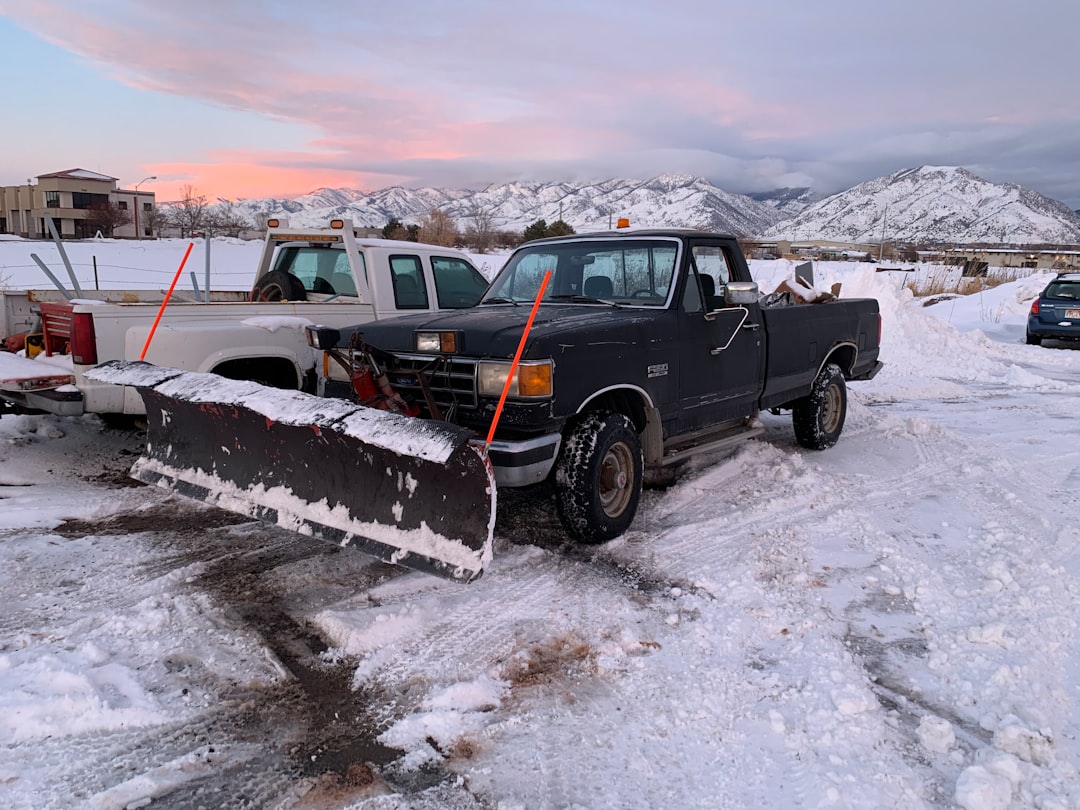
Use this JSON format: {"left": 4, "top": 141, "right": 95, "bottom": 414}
{"left": 473, "top": 433, "right": 562, "bottom": 487}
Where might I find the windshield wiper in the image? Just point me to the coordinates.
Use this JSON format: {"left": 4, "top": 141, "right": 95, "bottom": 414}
{"left": 481, "top": 296, "right": 520, "bottom": 306}
{"left": 548, "top": 294, "right": 621, "bottom": 307}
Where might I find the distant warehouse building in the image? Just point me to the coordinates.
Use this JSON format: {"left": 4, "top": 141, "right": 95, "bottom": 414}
{"left": 938, "top": 247, "right": 1079, "bottom": 274}
{"left": 0, "top": 168, "right": 157, "bottom": 239}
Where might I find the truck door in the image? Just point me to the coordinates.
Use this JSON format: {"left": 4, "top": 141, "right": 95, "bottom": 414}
{"left": 676, "top": 242, "right": 764, "bottom": 432}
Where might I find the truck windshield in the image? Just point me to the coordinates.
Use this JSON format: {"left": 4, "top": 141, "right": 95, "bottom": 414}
{"left": 482, "top": 239, "right": 679, "bottom": 306}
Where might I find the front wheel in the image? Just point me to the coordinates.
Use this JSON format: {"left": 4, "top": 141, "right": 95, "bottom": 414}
{"left": 554, "top": 412, "right": 643, "bottom": 544}
{"left": 792, "top": 363, "right": 847, "bottom": 450}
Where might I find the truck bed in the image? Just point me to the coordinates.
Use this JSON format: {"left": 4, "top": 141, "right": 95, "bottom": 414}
{"left": 758, "top": 298, "right": 882, "bottom": 410}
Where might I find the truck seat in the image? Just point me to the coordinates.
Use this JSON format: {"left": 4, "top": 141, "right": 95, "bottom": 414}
{"left": 700, "top": 274, "right": 720, "bottom": 310}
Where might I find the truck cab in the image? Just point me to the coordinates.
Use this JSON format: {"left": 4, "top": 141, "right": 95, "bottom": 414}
{"left": 253, "top": 219, "right": 488, "bottom": 315}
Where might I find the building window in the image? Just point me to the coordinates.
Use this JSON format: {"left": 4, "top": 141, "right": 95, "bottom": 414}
{"left": 0, "top": 217, "right": 6, "bottom": 234}
{"left": 117, "top": 200, "right": 128, "bottom": 210}
{"left": 143, "top": 202, "right": 152, "bottom": 212}
{"left": 72, "top": 192, "right": 109, "bottom": 210}
{"left": 45, "top": 191, "right": 60, "bottom": 208}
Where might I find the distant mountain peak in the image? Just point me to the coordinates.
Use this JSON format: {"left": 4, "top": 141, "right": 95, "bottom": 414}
{"left": 764, "top": 167, "right": 1080, "bottom": 244}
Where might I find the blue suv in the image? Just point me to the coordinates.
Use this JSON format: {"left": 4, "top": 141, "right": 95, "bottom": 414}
{"left": 1027, "top": 273, "right": 1080, "bottom": 345}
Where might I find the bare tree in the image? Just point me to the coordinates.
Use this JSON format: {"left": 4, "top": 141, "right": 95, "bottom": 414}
{"left": 493, "top": 229, "right": 523, "bottom": 250}
{"left": 463, "top": 207, "right": 496, "bottom": 253}
{"left": 417, "top": 209, "right": 458, "bottom": 247}
{"left": 144, "top": 205, "right": 168, "bottom": 238}
{"left": 205, "top": 199, "right": 252, "bottom": 238}
{"left": 168, "top": 185, "right": 208, "bottom": 238}
{"left": 84, "top": 202, "right": 132, "bottom": 237}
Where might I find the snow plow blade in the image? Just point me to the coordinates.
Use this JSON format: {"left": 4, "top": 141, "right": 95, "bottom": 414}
{"left": 86, "top": 361, "right": 495, "bottom": 582}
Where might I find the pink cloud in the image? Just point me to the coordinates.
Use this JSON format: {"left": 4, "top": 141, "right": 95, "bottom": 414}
{"left": 145, "top": 159, "right": 404, "bottom": 201}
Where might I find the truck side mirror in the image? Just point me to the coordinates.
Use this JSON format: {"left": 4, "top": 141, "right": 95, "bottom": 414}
{"left": 725, "top": 281, "right": 758, "bottom": 305}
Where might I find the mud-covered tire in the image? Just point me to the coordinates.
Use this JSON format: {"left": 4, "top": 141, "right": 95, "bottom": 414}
{"left": 1025, "top": 331, "right": 1042, "bottom": 346}
{"left": 250, "top": 271, "right": 307, "bottom": 302}
{"left": 554, "top": 412, "right": 643, "bottom": 544}
{"left": 792, "top": 363, "right": 847, "bottom": 450}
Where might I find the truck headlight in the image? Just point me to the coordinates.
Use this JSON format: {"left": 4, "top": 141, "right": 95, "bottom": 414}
{"left": 306, "top": 325, "right": 341, "bottom": 349}
{"left": 415, "top": 331, "right": 459, "bottom": 353}
{"left": 477, "top": 360, "right": 553, "bottom": 398}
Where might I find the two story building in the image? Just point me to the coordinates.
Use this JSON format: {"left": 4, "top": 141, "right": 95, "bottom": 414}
{"left": 0, "top": 169, "right": 157, "bottom": 239}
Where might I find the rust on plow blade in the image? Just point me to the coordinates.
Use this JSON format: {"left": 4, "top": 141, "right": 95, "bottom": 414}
{"left": 86, "top": 361, "right": 496, "bottom": 582}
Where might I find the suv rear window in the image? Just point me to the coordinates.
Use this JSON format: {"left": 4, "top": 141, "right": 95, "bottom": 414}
{"left": 1044, "top": 281, "right": 1080, "bottom": 300}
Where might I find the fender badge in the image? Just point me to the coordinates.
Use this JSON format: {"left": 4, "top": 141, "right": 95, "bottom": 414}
{"left": 647, "top": 363, "right": 668, "bottom": 378}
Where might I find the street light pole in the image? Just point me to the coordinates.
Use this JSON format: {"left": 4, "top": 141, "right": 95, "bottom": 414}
{"left": 133, "top": 176, "right": 157, "bottom": 240}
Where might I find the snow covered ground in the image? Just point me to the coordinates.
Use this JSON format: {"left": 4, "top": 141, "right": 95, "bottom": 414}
{"left": 1, "top": 236, "right": 1078, "bottom": 809}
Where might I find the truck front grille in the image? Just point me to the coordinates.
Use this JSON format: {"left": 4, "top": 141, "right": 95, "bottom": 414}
{"left": 382, "top": 353, "right": 478, "bottom": 413}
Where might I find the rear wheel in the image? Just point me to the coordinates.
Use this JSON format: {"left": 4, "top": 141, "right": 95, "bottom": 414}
{"left": 554, "top": 412, "right": 643, "bottom": 544}
{"left": 1026, "top": 331, "right": 1042, "bottom": 346}
{"left": 792, "top": 363, "right": 846, "bottom": 450}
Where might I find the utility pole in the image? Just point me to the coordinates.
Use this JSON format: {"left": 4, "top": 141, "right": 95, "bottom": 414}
{"left": 134, "top": 176, "right": 157, "bottom": 239}
{"left": 878, "top": 203, "right": 889, "bottom": 262}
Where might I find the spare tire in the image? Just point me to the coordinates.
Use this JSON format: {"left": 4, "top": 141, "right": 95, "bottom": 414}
{"left": 250, "top": 271, "right": 307, "bottom": 302}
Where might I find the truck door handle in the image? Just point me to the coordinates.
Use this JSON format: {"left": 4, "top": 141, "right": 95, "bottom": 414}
{"left": 741, "top": 322, "right": 760, "bottom": 331}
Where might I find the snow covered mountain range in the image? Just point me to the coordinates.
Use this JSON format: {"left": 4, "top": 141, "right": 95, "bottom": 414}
{"left": 228, "top": 166, "right": 1080, "bottom": 244}
{"left": 764, "top": 166, "right": 1080, "bottom": 244}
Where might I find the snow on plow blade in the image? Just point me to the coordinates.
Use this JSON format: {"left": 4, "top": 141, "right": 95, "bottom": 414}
{"left": 86, "top": 361, "right": 495, "bottom": 582}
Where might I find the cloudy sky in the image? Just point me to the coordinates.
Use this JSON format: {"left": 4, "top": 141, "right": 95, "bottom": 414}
{"left": 1, "top": 0, "right": 1078, "bottom": 206}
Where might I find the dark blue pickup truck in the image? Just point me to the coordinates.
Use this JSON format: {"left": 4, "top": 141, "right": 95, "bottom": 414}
{"left": 325, "top": 229, "right": 883, "bottom": 544}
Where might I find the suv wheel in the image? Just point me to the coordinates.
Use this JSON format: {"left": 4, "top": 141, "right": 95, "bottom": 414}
{"left": 1026, "top": 331, "right": 1042, "bottom": 346}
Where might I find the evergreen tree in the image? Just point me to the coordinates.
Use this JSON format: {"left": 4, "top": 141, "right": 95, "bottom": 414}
{"left": 382, "top": 218, "right": 405, "bottom": 239}
{"left": 523, "top": 219, "right": 549, "bottom": 242}
{"left": 523, "top": 218, "right": 576, "bottom": 242}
